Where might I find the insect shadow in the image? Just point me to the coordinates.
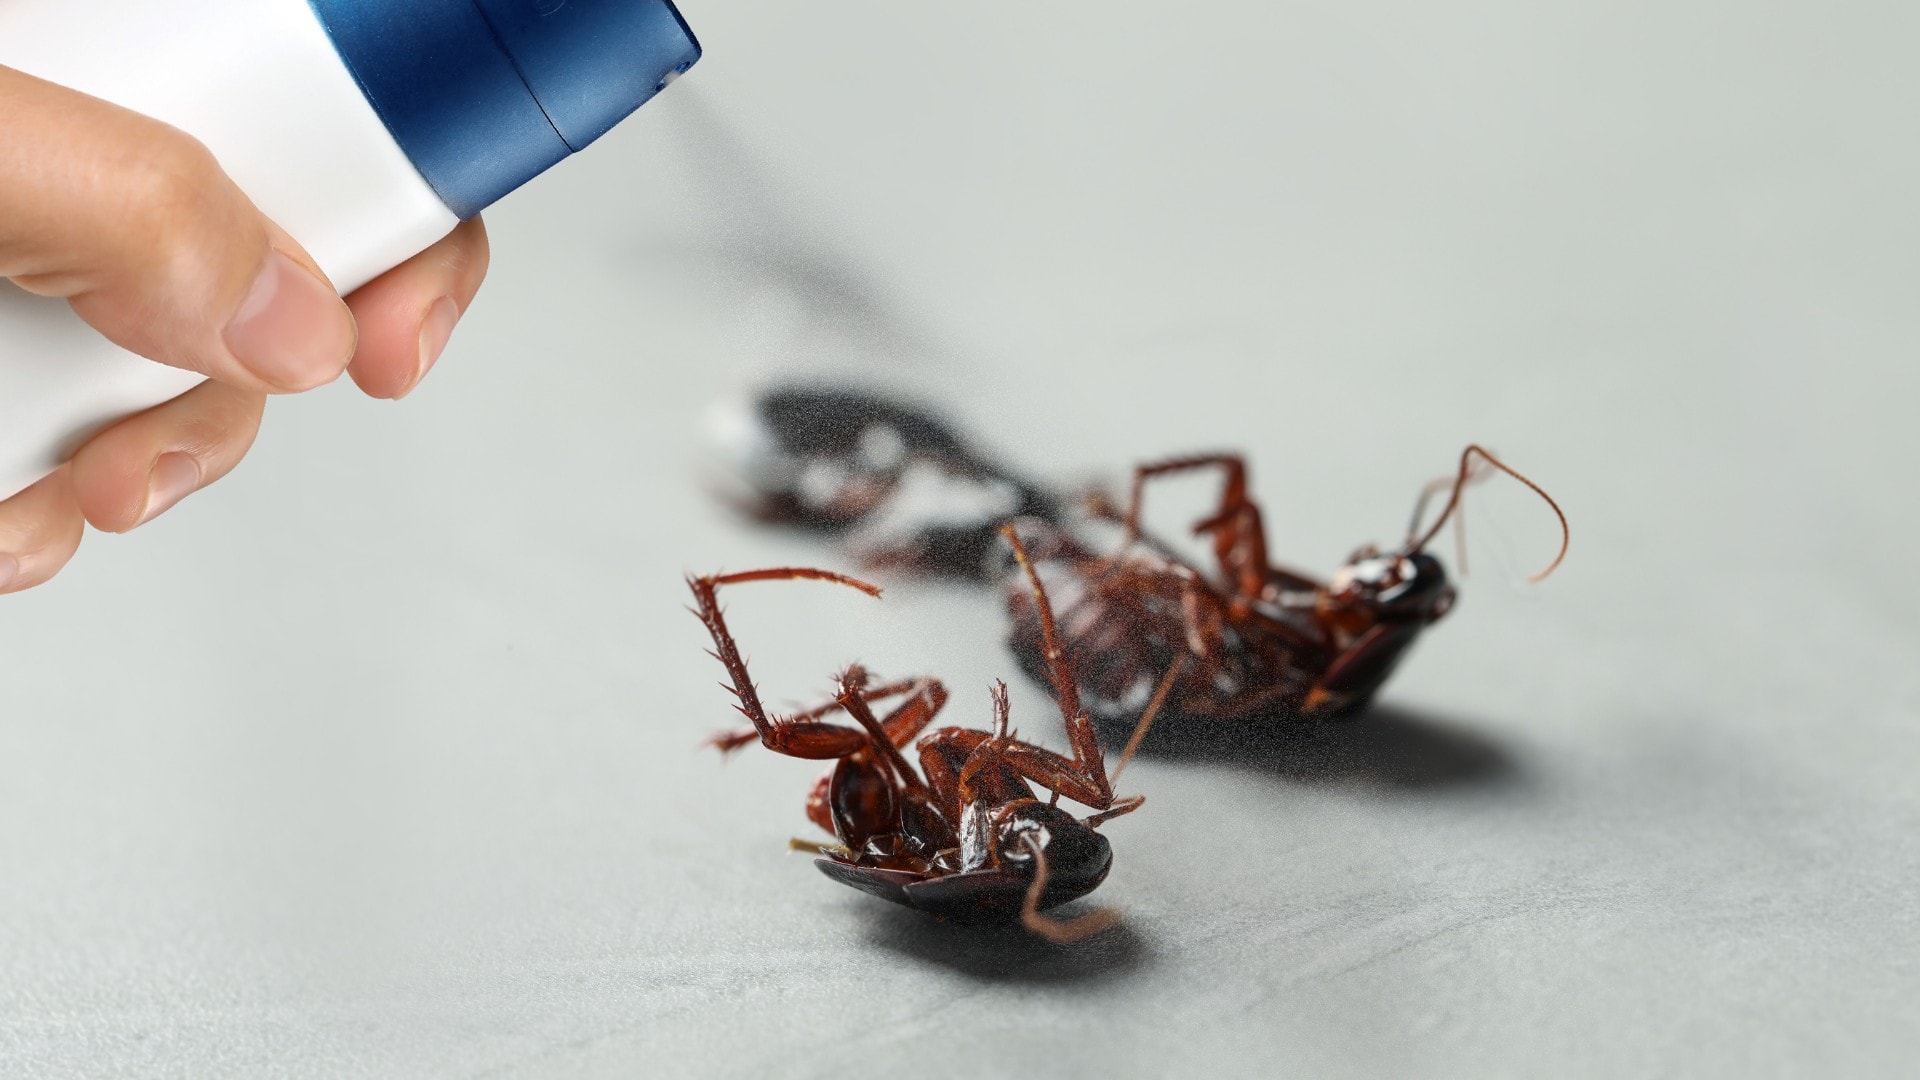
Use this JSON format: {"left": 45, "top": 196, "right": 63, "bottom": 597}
{"left": 1107, "top": 702, "right": 1521, "bottom": 793}
{"left": 858, "top": 901, "right": 1154, "bottom": 985}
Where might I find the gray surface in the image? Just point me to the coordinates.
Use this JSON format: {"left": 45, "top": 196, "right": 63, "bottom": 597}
{"left": 3, "top": 2, "right": 1916, "bottom": 1076}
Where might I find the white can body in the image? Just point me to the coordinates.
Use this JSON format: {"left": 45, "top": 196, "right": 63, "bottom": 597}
{"left": 0, "top": 0, "right": 461, "bottom": 500}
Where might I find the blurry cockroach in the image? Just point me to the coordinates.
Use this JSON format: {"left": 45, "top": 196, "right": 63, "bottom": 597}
{"left": 704, "top": 384, "right": 1060, "bottom": 579}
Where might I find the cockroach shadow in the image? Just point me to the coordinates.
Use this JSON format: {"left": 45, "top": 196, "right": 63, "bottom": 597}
{"left": 858, "top": 901, "right": 1153, "bottom": 985}
{"left": 1105, "top": 702, "right": 1522, "bottom": 794}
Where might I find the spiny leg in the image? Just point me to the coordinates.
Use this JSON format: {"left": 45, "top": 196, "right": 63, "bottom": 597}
{"left": 1191, "top": 501, "right": 1272, "bottom": 608}
{"left": 704, "top": 675, "right": 930, "bottom": 754}
{"left": 1018, "top": 833, "right": 1122, "bottom": 944}
{"left": 876, "top": 679, "right": 950, "bottom": 748}
{"left": 950, "top": 671, "right": 1163, "bottom": 825}
{"left": 1116, "top": 454, "right": 1248, "bottom": 545}
{"left": 708, "top": 676, "right": 951, "bottom": 755}
{"left": 830, "top": 668, "right": 968, "bottom": 852}
{"left": 1022, "top": 656, "right": 1185, "bottom": 829}
{"left": 919, "top": 722, "right": 1034, "bottom": 829}
{"left": 990, "top": 530, "right": 1113, "bottom": 807}
{"left": 998, "top": 526, "right": 1111, "bottom": 804}
{"left": 1112, "top": 454, "right": 1271, "bottom": 604}
{"left": 835, "top": 668, "right": 930, "bottom": 795}
{"left": 969, "top": 529, "right": 1174, "bottom": 817}
{"left": 687, "top": 568, "right": 888, "bottom": 760}
{"left": 947, "top": 681, "right": 1039, "bottom": 810}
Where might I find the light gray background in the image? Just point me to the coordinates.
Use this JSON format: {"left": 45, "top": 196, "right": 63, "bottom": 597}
{"left": 3, "top": 2, "right": 1915, "bottom": 1077}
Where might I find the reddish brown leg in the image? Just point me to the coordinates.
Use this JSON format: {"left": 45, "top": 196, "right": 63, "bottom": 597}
{"left": 1203, "top": 671, "right": 1310, "bottom": 720}
{"left": 983, "top": 661, "right": 1175, "bottom": 818}
{"left": 1116, "top": 454, "right": 1248, "bottom": 546}
{"left": 995, "top": 528, "right": 1113, "bottom": 799}
{"left": 835, "top": 669, "right": 930, "bottom": 795}
{"left": 1108, "top": 454, "right": 1271, "bottom": 606}
{"left": 1089, "top": 460, "right": 1322, "bottom": 595}
{"left": 834, "top": 670, "right": 971, "bottom": 853}
{"left": 877, "top": 679, "right": 950, "bottom": 748}
{"left": 1302, "top": 622, "right": 1424, "bottom": 716}
{"left": 1193, "top": 503, "right": 1271, "bottom": 609}
{"left": 1106, "top": 656, "right": 1187, "bottom": 786}
{"left": 963, "top": 528, "right": 1156, "bottom": 818}
{"left": 707, "top": 676, "right": 951, "bottom": 755}
{"left": 919, "top": 722, "right": 1034, "bottom": 829}
{"left": 688, "top": 568, "right": 889, "bottom": 761}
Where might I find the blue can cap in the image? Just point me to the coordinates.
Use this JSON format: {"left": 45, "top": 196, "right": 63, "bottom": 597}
{"left": 308, "top": 0, "right": 701, "bottom": 220}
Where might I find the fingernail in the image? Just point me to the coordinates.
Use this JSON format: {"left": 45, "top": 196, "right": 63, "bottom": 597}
{"left": 0, "top": 554, "right": 18, "bottom": 592}
{"left": 138, "top": 453, "right": 203, "bottom": 527}
{"left": 223, "top": 250, "right": 356, "bottom": 391}
{"left": 410, "top": 297, "right": 460, "bottom": 396}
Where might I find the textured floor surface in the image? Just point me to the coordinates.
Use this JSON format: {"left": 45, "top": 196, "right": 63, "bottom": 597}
{"left": 2, "top": 3, "right": 1915, "bottom": 1077}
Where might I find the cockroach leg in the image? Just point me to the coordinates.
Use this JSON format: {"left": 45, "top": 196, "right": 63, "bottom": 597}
{"left": 704, "top": 728, "right": 762, "bottom": 754}
{"left": 879, "top": 679, "right": 949, "bottom": 747}
{"left": 1114, "top": 454, "right": 1271, "bottom": 605}
{"left": 837, "top": 669, "right": 930, "bottom": 795}
{"left": 1109, "top": 655, "right": 1188, "bottom": 786}
{"left": 707, "top": 676, "right": 949, "bottom": 756}
{"left": 995, "top": 527, "right": 1123, "bottom": 808}
{"left": 1084, "top": 796, "right": 1146, "bottom": 829}
{"left": 689, "top": 568, "right": 890, "bottom": 761}
{"left": 1004, "top": 530, "right": 1101, "bottom": 764}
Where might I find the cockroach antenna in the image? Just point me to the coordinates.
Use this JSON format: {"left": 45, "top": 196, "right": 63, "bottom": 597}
{"left": 1404, "top": 445, "right": 1569, "bottom": 583}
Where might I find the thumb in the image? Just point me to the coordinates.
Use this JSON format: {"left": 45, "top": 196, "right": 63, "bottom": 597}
{"left": 0, "top": 65, "right": 356, "bottom": 393}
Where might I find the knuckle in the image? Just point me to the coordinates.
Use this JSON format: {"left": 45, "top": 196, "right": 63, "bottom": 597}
{"left": 121, "top": 129, "right": 223, "bottom": 221}
{"left": 110, "top": 126, "right": 245, "bottom": 265}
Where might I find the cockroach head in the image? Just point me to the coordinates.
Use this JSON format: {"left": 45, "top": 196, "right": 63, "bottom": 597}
{"left": 1329, "top": 548, "right": 1456, "bottom": 623}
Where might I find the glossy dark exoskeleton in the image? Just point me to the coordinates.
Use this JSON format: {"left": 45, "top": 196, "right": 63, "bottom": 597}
{"left": 705, "top": 385, "right": 1060, "bottom": 578}
{"left": 1001, "top": 446, "right": 1568, "bottom": 730}
{"left": 687, "top": 527, "right": 1170, "bottom": 940}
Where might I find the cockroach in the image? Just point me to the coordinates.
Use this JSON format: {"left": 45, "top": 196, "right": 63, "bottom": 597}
{"left": 1000, "top": 445, "right": 1568, "bottom": 730}
{"left": 687, "top": 526, "right": 1177, "bottom": 942}
{"left": 704, "top": 384, "right": 1060, "bottom": 578}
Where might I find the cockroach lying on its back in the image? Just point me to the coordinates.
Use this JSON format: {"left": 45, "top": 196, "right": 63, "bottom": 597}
{"left": 704, "top": 385, "right": 1060, "bottom": 579}
{"left": 687, "top": 525, "right": 1177, "bottom": 941}
{"left": 1001, "top": 446, "right": 1569, "bottom": 731}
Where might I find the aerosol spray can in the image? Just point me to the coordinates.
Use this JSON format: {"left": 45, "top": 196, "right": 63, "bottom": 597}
{"left": 0, "top": 0, "right": 701, "bottom": 500}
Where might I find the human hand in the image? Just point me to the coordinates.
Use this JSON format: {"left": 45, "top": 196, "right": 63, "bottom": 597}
{"left": 0, "top": 66, "right": 490, "bottom": 595}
